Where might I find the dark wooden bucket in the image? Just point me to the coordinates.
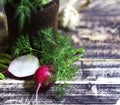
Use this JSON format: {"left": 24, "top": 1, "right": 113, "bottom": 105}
{"left": 4, "top": 0, "right": 59, "bottom": 49}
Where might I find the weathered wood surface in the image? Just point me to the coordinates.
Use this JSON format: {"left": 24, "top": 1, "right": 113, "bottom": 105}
{"left": 0, "top": 0, "right": 120, "bottom": 104}
{"left": 1, "top": 78, "right": 120, "bottom": 105}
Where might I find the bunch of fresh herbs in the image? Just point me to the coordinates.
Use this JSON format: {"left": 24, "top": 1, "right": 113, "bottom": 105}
{"left": 1, "top": 0, "right": 51, "bottom": 31}
{"left": 12, "top": 28, "right": 85, "bottom": 81}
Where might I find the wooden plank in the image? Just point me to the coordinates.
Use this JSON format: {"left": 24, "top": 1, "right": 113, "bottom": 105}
{"left": 75, "top": 60, "right": 120, "bottom": 80}
{"left": 79, "top": 59, "right": 120, "bottom": 62}
{"left": 0, "top": 79, "right": 120, "bottom": 104}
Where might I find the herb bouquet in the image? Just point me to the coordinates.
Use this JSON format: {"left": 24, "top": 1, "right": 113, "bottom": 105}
{"left": 0, "top": 0, "right": 85, "bottom": 101}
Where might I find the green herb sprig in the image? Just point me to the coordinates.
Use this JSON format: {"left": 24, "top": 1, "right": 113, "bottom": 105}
{"left": 12, "top": 28, "right": 85, "bottom": 81}
{"left": 12, "top": 35, "right": 33, "bottom": 57}
{"left": 39, "top": 30, "right": 85, "bottom": 80}
{"left": 2, "top": 0, "right": 51, "bottom": 31}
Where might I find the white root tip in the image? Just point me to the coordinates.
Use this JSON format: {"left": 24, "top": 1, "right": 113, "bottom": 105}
{"left": 35, "top": 83, "right": 41, "bottom": 104}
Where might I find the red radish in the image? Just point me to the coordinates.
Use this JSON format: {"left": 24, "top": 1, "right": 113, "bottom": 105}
{"left": 34, "top": 65, "right": 57, "bottom": 102}
{"left": 8, "top": 54, "right": 39, "bottom": 78}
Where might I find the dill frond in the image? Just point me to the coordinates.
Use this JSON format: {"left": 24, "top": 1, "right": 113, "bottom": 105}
{"left": 3, "top": 0, "right": 51, "bottom": 31}
{"left": 12, "top": 28, "right": 85, "bottom": 81}
{"left": 12, "top": 35, "right": 33, "bottom": 57}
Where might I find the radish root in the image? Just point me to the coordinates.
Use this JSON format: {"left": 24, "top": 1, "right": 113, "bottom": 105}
{"left": 36, "top": 83, "right": 41, "bottom": 103}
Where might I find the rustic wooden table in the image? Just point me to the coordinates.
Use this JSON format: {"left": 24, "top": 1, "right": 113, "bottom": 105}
{"left": 0, "top": 0, "right": 120, "bottom": 104}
